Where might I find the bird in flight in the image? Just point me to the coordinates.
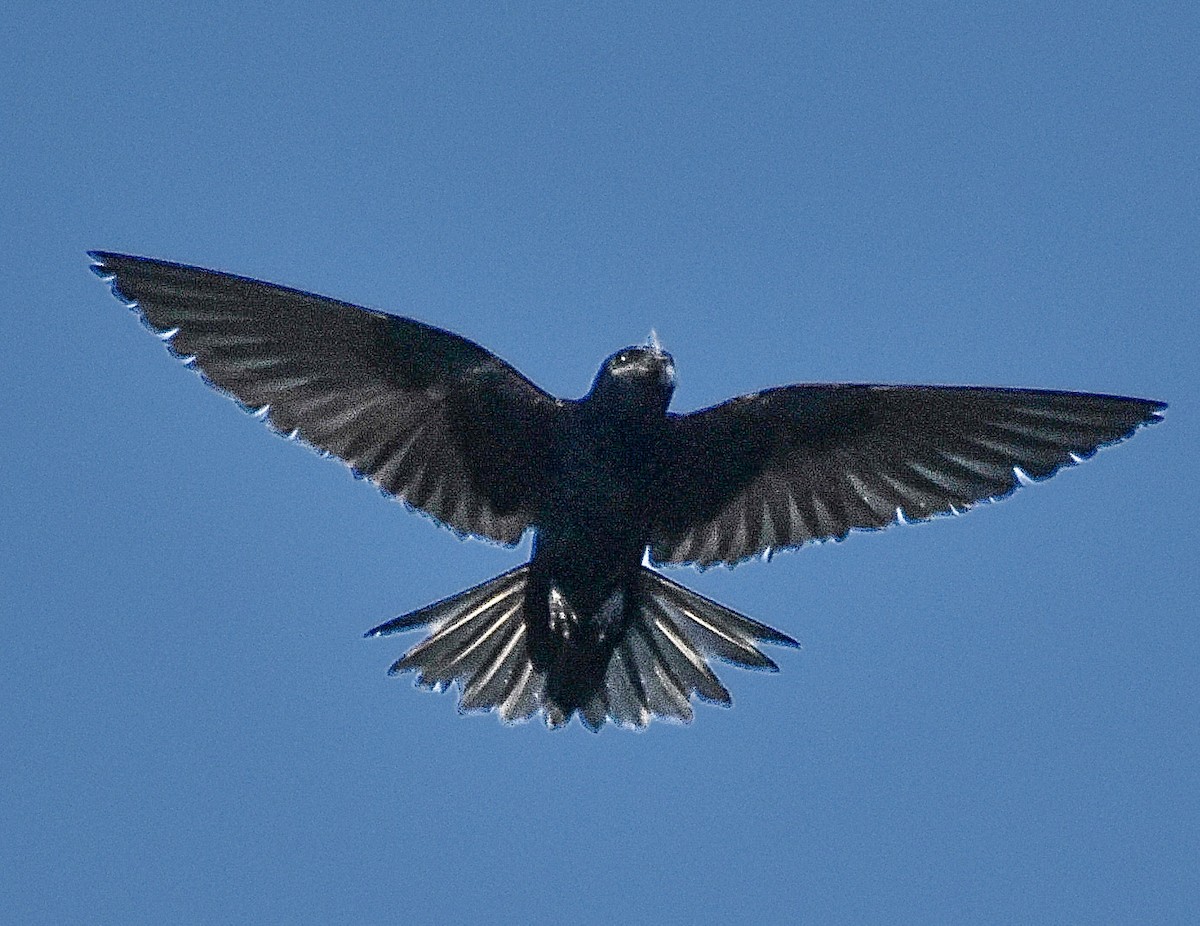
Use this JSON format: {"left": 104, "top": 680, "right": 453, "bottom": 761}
{"left": 91, "top": 252, "right": 1165, "bottom": 731}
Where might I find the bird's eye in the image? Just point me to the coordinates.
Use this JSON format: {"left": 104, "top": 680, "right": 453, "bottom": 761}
{"left": 617, "top": 352, "right": 630, "bottom": 364}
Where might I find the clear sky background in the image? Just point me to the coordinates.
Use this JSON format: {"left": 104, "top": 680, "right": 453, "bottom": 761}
{"left": 3, "top": 4, "right": 1197, "bottom": 923}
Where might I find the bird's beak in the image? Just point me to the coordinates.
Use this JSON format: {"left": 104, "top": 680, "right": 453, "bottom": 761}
{"left": 642, "top": 331, "right": 675, "bottom": 387}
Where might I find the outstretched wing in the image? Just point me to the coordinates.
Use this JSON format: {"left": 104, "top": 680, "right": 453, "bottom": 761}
{"left": 651, "top": 384, "right": 1165, "bottom": 567}
{"left": 92, "top": 252, "right": 564, "bottom": 544}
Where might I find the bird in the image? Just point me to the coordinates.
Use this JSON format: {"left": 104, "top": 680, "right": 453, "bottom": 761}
{"left": 90, "top": 251, "right": 1166, "bottom": 731}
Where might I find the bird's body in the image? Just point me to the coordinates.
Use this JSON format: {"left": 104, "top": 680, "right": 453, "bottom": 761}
{"left": 91, "top": 252, "right": 1166, "bottom": 730}
{"left": 524, "top": 352, "right": 677, "bottom": 721}
{"left": 538, "top": 352, "right": 672, "bottom": 609}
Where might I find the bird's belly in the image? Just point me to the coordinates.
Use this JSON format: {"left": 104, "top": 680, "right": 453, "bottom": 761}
{"left": 544, "top": 453, "right": 653, "bottom": 541}
{"left": 531, "top": 426, "right": 657, "bottom": 620}
{"left": 530, "top": 522, "right": 643, "bottom": 606}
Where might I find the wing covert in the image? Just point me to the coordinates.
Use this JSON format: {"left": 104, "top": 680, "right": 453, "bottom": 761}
{"left": 651, "top": 384, "right": 1165, "bottom": 567}
{"left": 91, "top": 251, "right": 564, "bottom": 544}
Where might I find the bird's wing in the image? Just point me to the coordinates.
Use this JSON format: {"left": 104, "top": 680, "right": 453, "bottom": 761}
{"left": 92, "top": 252, "right": 565, "bottom": 544}
{"left": 650, "top": 384, "right": 1165, "bottom": 567}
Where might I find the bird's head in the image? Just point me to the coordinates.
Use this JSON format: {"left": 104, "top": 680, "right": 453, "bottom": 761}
{"left": 588, "top": 336, "right": 676, "bottom": 414}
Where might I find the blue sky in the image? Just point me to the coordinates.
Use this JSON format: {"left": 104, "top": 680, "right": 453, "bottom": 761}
{"left": 3, "top": 3, "right": 1197, "bottom": 923}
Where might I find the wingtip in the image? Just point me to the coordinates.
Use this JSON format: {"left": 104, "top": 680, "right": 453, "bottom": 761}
{"left": 87, "top": 249, "right": 128, "bottom": 266}
{"left": 87, "top": 250, "right": 113, "bottom": 276}
{"left": 88, "top": 251, "right": 167, "bottom": 278}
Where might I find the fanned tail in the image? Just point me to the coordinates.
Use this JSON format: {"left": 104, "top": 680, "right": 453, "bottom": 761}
{"left": 365, "top": 566, "right": 548, "bottom": 724}
{"left": 604, "top": 568, "right": 799, "bottom": 728}
{"left": 366, "top": 565, "right": 798, "bottom": 731}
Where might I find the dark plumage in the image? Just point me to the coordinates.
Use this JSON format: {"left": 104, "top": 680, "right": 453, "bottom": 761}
{"left": 91, "top": 252, "right": 1166, "bottom": 730}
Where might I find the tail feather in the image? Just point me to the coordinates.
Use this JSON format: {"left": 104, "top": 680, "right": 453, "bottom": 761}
{"left": 635, "top": 621, "right": 699, "bottom": 721}
{"left": 496, "top": 659, "right": 545, "bottom": 723}
{"left": 577, "top": 688, "right": 609, "bottom": 731}
{"left": 639, "top": 602, "right": 731, "bottom": 705}
{"left": 368, "top": 564, "right": 798, "bottom": 730}
{"left": 643, "top": 569, "right": 799, "bottom": 671}
{"left": 460, "top": 622, "right": 529, "bottom": 712}
{"left": 394, "top": 591, "right": 523, "bottom": 687}
{"left": 601, "top": 647, "right": 650, "bottom": 728}
{"left": 365, "top": 565, "right": 528, "bottom": 638}
{"left": 365, "top": 566, "right": 528, "bottom": 691}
